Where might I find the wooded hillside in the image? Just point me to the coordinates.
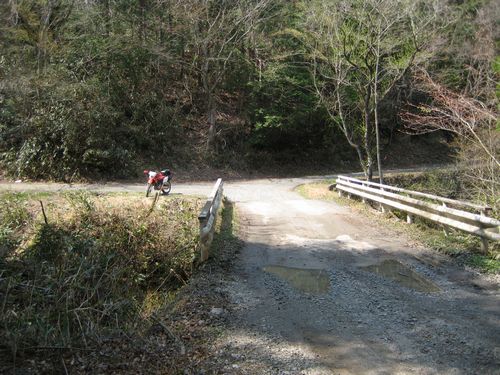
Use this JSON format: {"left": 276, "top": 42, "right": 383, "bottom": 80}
{"left": 0, "top": 0, "right": 498, "bottom": 180}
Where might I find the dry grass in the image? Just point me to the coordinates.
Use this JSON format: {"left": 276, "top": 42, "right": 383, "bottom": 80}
{"left": 295, "top": 181, "right": 337, "bottom": 201}
{"left": 0, "top": 191, "right": 204, "bottom": 373}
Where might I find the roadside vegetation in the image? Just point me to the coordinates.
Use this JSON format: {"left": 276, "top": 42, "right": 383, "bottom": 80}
{"left": 1, "top": 1, "right": 497, "bottom": 180}
{"left": 296, "top": 176, "right": 500, "bottom": 274}
{"left": 385, "top": 170, "right": 500, "bottom": 213}
{"left": 0, "top": 191, "right": 212, "bottom": 373}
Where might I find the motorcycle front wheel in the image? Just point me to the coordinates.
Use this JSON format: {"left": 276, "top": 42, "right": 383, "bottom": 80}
{"left": 161, "top": 181, "right": 171, "bottom": 195}
{"left": 146, "top": 183, "right": 153, "bottom": 197}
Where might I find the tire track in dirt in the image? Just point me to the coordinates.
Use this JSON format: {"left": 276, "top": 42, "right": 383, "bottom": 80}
{"left": 212, "top": 181, "right": 500, "bottom": 374}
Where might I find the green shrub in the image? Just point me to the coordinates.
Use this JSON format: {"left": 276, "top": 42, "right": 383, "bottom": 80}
{"left": 0, "top": 193, "right": 203, "bottom": 366}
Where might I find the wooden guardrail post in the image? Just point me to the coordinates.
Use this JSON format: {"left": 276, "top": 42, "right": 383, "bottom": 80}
{"left": 481, "top": 238, "right": 489, "bottom": 253}
{"left": 441, "top": 202, "right": 450, "bottom": 236}
{"left": 198, "top": 178, "right": 223, "bottom": 262}
{"left": 380, "top": 187, "right": 391, "bottom": 214}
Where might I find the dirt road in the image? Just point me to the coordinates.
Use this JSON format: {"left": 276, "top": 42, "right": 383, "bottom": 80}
{"left": 1, "top": 176, "right": 499, "bottom": 374}
{"left": 218, "top": 179, "right": 499, "bottom": 374}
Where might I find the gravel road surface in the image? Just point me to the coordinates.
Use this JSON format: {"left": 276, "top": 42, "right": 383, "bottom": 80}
{"left": 224, "top": 178, "right": 498, "bottom": 374}
{"left": 1, "top": 176, "right": 499, "bottom": 374}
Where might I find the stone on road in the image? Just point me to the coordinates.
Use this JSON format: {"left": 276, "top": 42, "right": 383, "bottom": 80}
{"left": 2, "top": 176, "right": 499, "bottom": 374}
{"left": 218, "top": 179, "right": 500, "bottom": 375}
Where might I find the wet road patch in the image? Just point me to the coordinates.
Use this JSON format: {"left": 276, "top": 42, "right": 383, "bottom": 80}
{"left": 362, "top": 259, "right": 440, "bottom": 293}
{"left": 263, "top": 265, "right": 330, "bottom": 294}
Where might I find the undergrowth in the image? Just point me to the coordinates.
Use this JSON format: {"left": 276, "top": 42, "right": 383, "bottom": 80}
{"left": 384, "top": 170, "right": 464, "bottom": 200}
{"left": 384, "top": 169, "right": 499, "bottom": 216}
{"left": 0, "top": 191, "right": 203, "bottom": 371}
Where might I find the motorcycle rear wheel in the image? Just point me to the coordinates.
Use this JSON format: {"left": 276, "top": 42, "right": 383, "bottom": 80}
{"left": 161, "top": 181, "right": 172, "bottom": 195}
{"left": 146, "top": 183, "right": 153, "bottom": 197}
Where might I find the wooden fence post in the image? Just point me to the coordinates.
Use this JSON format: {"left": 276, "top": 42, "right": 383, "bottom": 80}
{"left": 442, "top": 203, "right": 450, "bottom": 236}
{"left": 481, "top": 238, "right": 489, "bottom": 253}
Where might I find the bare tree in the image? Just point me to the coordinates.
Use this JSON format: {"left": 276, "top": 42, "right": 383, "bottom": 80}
{"left": 179, "top": 0, "right": 271, "bottom": 151}
{"left": 307, "top": 0, "right": 444, "bottom": 181}
{"left": 402, "top": 69, "right": 498, "bottom": 166}
{"left": 402, "top": 69, "right": 499, "bottom": 208}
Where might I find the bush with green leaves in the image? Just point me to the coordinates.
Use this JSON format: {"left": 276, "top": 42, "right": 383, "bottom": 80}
{"left": 0, "top": 192, "right": 202, "bottom": 366}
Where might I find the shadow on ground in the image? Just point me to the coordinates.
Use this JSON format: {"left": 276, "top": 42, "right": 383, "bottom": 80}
{"left": 199, "top": 212, "right": 500, "bottom": 374}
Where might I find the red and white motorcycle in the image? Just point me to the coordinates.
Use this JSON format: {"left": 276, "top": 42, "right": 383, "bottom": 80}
{"left": 143, "top": 169, "right": 172, "bottom": 197}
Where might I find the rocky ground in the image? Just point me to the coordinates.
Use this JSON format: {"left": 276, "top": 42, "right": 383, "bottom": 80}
{"left": 1, "top": 175, "right": 498, "bottom": 374}
{"left": 196, "top": 179, "right": 499, "bottom": 374}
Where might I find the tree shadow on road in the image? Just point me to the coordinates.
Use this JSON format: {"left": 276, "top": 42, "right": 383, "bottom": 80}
{"left": 200, "top": 234, "right": 500, "bottom": 374}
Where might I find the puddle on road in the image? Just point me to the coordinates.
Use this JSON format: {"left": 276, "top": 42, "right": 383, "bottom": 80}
{"left": 362, "top": 259, "right": 440, "bottom": 293}
{"left": 263, "top": 265, "right": 330, "bottom": 294}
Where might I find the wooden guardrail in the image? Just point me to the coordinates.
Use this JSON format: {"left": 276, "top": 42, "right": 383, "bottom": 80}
{"left": 198, "top": 178, "right": 224, "bottom": 262}
{"left": 335, "top": 175, "right": 500, "bottom": 252}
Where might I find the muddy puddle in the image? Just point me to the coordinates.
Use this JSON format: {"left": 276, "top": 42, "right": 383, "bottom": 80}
{"left": 263, "top": 265, "right": 330, "bottom": 294}
{"left": 362, "top": 259, "right": 440, "bottom": 293}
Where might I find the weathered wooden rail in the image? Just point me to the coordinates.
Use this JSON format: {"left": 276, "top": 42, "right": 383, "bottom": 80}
{"left": 335, "top": 175, "right": 500, "bottom": 252}
{"left": 198, "top": 178, "right": 224, "bottom": 262}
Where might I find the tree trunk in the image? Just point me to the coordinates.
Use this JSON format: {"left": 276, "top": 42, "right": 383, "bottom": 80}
{"left": 374, "top": 109, "right": 382, "bottom": 183}
{"left": 363, "top": 85, "right": 374, "bottom": 181}
{"left": 367, "top": 160, "right": 373, "bottom": 181}
{"left": 139, "top": 0, "right": 146, "bottom": 45}
{"left": 374, "top": 39, "right": 383, "bottom": 184}
{"left": 201, "top": 39, "right": 217, "bottom": 151}
{"left": 103, "top": 0, "right": 111, "bottom": 36}
{"left": 37, "top": 0, "right": 53, "bottom": 74}
{"left": 207, "top": 93, "right": 216, "bottom": 150}
{"left": 331, "top": 77, "right": 368, "bottom": 178}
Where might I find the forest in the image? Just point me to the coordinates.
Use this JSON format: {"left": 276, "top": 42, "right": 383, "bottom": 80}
{"left": 0, "top": 0, "right": 498, "bottom": 192}
{"left": 0, "top": 1, "right": 499, "bottom": 372}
